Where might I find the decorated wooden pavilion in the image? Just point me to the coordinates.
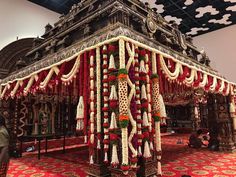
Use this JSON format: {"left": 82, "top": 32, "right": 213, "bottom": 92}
{"left": 1, "top": 0, "right": 236, "bottom": 176}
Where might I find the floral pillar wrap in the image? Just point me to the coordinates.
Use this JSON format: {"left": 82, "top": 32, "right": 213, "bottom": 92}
{"left": 118, "top": 39, "right": 129, "bottom": 174}
{"left": 152, "top": 53, "right": 162, "bottom": 176}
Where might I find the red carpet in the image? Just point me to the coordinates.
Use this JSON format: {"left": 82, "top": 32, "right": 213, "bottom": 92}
{"left": 7, "top": 134, "right": 236, "bottom": 177}
{"left": 162, "top": 134, "right": 236, "bottom": 177}
{"left": 8, "top": 148, "right": 89, "bottom": 177}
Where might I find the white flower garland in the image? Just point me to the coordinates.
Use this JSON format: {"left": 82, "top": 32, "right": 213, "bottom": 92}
{"left": 210, "top": 76, "right": 217, "bottom": 92}
{"left": 219, "top": 80, "right": 225, "bottom": 93}
{"left": 61, "top": 55, "right": 81, "bottom": 82}
{"left": 119, "top": 39, "right": 129, "bottom": 169}
{"left": 152, "top": 52, "right": 162, "bottom": 175}
{"left": 145, "top": 54, "right": 152, "bottom": 133}
{"left": 199, "top": 73, "right": 208, "bottom": 88}
{"left": 160, "top": 55, "right": 181, "bottom": 80}
{"left": 125, "top": 42, "right": 137, "bottom": 167}
{"left": 184, "top": 69, "right": 196, "bottom": 86}
{"left": 23, "top": 74, "right": 38, "bottom": 95}
{"left": 1, "top": 36, "right": 234, "bottom": 99}
{"left": 0, "top": 83, "right": 10, "bottom": 99}
{"left": 40, "top": 66, "right": 60, "bottom": 89}
{"left": 135, "top": 47, "right": 142, "bottom": 156}
{"left": 89, "top": 53, "right": 95, "bottom": 164}
{"left": 96, "top": 47, "right": 101, "bottom": 149}
{"left": 10, "top": 81, "right": 21, "bottom": 98}
{"left": 102, "top": 45, "right": 109, "bottom": 162}
{"left": 126, "top": 42, "right": 135, "bottom": 70}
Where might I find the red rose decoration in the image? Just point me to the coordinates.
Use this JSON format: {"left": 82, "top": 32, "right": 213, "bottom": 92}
{"left": 108, "top": 75, "right": 116, "bottom": 82}
{"left": 137, "top": 134, "right": 143, "bottom": 139}
{"left": 121, "top": 165, "right": 130, "bottom": 171}
{"left": 142, "top": 101, "right": 148, "bottom": 109}
{"left": 110, "top": 133, "right": 118, "bottom": 141}
{"left": 103, "top": 139, "right": 109, "bottom": 144}
{"left": 143, "top": 132, "right": 149, "bottom": 139}
{"left": 110, "top": 99, "right": 118, "bottom": 109}
{"left": 108, "top": 45, "right": 116, "bottom": 52}
{"left": 102, "top": 107, "right": 109, "bottom": 112}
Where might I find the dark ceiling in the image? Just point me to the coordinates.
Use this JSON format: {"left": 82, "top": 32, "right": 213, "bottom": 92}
{"left": 28, "top": 0, "right": 236, "bottom": 36}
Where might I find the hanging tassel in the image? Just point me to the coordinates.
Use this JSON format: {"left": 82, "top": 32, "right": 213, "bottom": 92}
{"left": 111, "top": 145, "right": 119, "bottom": 167}
{"left": 194, "top": 106, "right": 199, "bottom": 119}
{"left": 84, "top": 135, "right": 87, "bottom": 143}
{"left": 157, "top": 161, "right": 162, "bottom": 175}
{"left": 104, "top": 152, "right": 108, "bottom": 163}
{"left": 142, "top": 111, "right": 149, "bottom": 127}
{"left": 109, "top": 112, "right": 117, "bottom": 130}
{"left": 108, "top": 54, "right": 116, "bottom": 71}
{"left": 90, "top": 155, "right": 94, "bottom": 164}
{"left": 76, "top": 96, "right": 84, "bottom": 131}
{"left": 138, "top": 146, "right": 142, "bottom": 156}
{"left": 143, "top": 141, "right": 151, "bottom": 159}
{"left": 109, "top": 85, "right": 118, "bottom": 100}
{"left": 97, "top": 139, "right": 101, "bottom": 149}
{"left": 159, "top": 94, "right": 167, "bottom": 125}
{"left": 230, "top": 102, "right": 235, "bottom": 114}
{"left": 139, "top": 60, "right": 147, "bottom": 73}
{"left": 141, "top": 84, "right": 147, "bottom": 100}
{"left": 150, "top": 141, "right": 154, "bottom": 151}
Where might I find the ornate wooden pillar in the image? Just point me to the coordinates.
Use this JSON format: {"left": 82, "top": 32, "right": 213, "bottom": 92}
{"left": 216, "top": 95, "right": 235, "bottom": 152}
{"left": 199, "top": 103, "right": 208, "bottom": 128}
{"left": 189, "top": 100, "right": 200, "bottom": 131}
{"left": 207, "top": 94, "right": 220, "bottom": 150}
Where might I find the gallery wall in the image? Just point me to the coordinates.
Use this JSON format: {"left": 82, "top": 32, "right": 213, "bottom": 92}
{"left": 0, "top": 0, "right": 59, "bottom": 49}
{"left": 193, "top": 24, "right": 236, "bottom": 83}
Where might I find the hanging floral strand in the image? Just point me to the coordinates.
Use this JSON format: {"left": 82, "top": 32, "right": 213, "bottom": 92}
{"left": 102, "top": 45, "right": 110, "bottom": 164}
{"left": 96, "top": 47, "right": 102, "bottom": 150}
{"left": 119, "top": 39, "right": 129, "bottom": 174}
{"left": 139, "top": 49, "right": 151, "bottom": 159}
{"left": 108, "top": 42, "right": 119, "bottom": 167}
{"left": 152, "top": 53, "right": 162, "bottom": 176}
{"left": 134, "top": 47, "right": 143, "bottom": 157}
{"left": 89, "top": 50, "right": 95, "bottom": 164}
{"left": 126, "top": 42, "right": 137, "bottom": 169}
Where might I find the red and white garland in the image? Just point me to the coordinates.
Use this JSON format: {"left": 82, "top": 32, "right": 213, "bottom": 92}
{"left": 108, "top": 43, "right": 119, "bottom": 167}
{"left": 151, "top": 52, "right": 162, "bottom": 176}
{"left": 126, "top": 42, "right": 137, "bottom": 169}
{"left": 140, "top": 49, "right": 152, "bottom": 159}
{"left": 159, "top": 55, "right": 231, "bottom": 95}
{"left": 102, "top": 45, "right": 109, "bottom": 164}
{"left": 134, "top": 47, "right": 143, "bottom": 157}
{"left": 89, "top": 51, "right": 95, "bottom": 164}
{"left": 96, "top": 47, "right": 102, "bottom": 150}
{"left": 118, "top": 39, "right": 129, "bottom": 174}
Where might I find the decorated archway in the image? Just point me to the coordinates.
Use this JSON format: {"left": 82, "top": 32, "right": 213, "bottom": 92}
{"left": 1, "top": 35, "right": 236, "bottom": 176}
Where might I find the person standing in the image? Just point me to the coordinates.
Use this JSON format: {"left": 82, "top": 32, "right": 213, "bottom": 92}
{"left": 0, "top": 116, "right": 9, "bottom": 177}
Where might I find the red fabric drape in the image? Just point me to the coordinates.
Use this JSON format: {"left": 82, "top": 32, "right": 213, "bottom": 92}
{"left": 83, "top": 52, "right": 89, "bottom": 137}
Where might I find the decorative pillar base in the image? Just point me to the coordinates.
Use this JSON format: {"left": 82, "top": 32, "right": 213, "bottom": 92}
{"left": 219, "top": 141, "right": 236, "bottom": 152}
{"left": 87, "top": 164, "right": 110, "bottom": 177}
{"left": 109, "top": 168, "right": 136, "bottom": 177}
{"left": 137, "top": 158, "right": 157, "bottom": 177}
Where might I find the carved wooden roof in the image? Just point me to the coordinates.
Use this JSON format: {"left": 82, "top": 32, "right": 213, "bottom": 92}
{"left": 28, "top": 0, "right": 236, "bottom": 36}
